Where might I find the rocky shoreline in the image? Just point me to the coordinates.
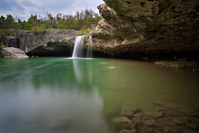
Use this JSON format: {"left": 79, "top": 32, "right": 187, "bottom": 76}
{"left": 154, "top": 60, "right": 199, "bottom": 71}
{"left": 112, "top": 101, "right": 199, "bottom": 133}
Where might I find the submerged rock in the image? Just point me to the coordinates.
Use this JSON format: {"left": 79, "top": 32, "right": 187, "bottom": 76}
{"left": 120, "top": 129, "right": 137, "bottom": 133}
{"left": 154, "top": 101, "right": 199, "bottom": 117}
{"left": 112, "top": 116, "right": 133, "bottom": 129}
{"left": 113, "top": 102, "right": 199, "bottom": 133}
{"left": 0, "top": 47, "right": 28, "bottom": 58}
{"left": 121, "top": 106, "right": 138, "bottom": 118}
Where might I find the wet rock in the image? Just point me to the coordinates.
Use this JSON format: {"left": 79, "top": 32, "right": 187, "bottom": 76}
{"left": 121, "top": 106, "right": 138, "bottom": 118}
{"left": 133, "top": 113, "right": 143, "bottom": 117}
{"left": 153, "top": 112, "right": 164, "bottom": 118}
{"left": 144, "top": 120, "right": 156, "bottom": 127}
{"left": 113, "top": 102, "right": 199, "bottom": 133}
{"left": 163, "top": 128, "right": 170, "bottom": 133}
{"left": 0, "top": 47, "right": 28, "bottom": 58}
{"left": 132, "top": 117, "right": 142, "bottom": 125}
{"left": 112, "top": 116, "right": 133, "bottom": 129}
{"left": 186, "top": 123, "right": 198, "bottom": 130}
{"left": 154, "top": 101, "right": 199, "bottom": 117}
{"left": 173, "top": 118, "right": 185, "bottom": 125}
{"left": 120, "top": 129, "right": 137, "bottom": 133}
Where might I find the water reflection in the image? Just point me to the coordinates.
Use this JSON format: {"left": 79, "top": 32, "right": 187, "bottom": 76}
{"left": 72, "top": 59, "right": 93, "bottom": 86}
{"left": 0, "top": 58, "right": 105, "bottom": 133}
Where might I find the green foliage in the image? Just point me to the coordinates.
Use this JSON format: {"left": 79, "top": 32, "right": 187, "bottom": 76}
{"left": 0, "top": 29, "right": 6, "bottom": 40}
{"left": 32, "top": 25, "right": 47, "bottom": 35}
{"left": 48, "top": 25, "right": 53, "bottom": 29}
{"left": 65, "top": 24, "right": 75, "bottom": 29}
{"left": 25, "top": 23, "right": 31, "bottom": 30}
{"left": 0, "top": 9, "right": 102, "bottom": 32}
{"left": 6, "top": 15, "right": 14, "bottom": 23}
{"left": 0, "top": 45, "right": 3, "bottom": 49}
{"left": 58, "top": 24, "right": 64, "bottom": 29}
{"left": 77, "top": 29, "right": 91, "bottom": 36}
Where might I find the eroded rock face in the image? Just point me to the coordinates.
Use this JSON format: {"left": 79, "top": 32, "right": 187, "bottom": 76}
{"left": 18, "top": 29, "right": 79, "bottom": 53}
{"left": 91, "top": 0, "right": 199, "bottom": 59}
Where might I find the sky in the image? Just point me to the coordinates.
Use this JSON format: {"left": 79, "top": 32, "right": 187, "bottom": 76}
{"left": 0, "top": 0, "right": 104, "bottom": 21}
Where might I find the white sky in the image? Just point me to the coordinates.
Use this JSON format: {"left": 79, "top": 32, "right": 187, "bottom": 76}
{"left": 0, "top": 0, "right": 104, "bottom": 21}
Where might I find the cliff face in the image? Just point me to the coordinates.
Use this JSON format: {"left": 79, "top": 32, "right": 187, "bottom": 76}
{"left": 17, "top": 29, "right": 79, "bottom": 56}
{"left": 91, "top": 0, "right": 199, "bottom": 59}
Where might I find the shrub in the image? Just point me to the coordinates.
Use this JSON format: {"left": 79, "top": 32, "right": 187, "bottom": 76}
{"left": 32, "top": 25, "right": 47, "bottom": 35}
{"left": 77, "top": 28, "right": 91, "bottom": 36}
{"left": 58, "top": 24, "right": 64, "bottom": 29}
{"left": 38, "top": 25, "right": 47, "bottom": 35}
{"left": 25, "top": 23, "right": 31, "bottom": 30}
{"left": 48, "top": 25, "right": 53, "bottom": 29}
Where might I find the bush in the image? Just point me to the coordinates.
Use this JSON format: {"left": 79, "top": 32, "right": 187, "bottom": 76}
{"left": 38, "top": 25, "right": 47, "bottom": 35}
{"left": 32, "top": 25, "right": 47, "bottom": 35}
{"left": 48, "top": 25, "right": 53, "bottom": 29}
{"left": 77, "top": 28, "right": 91, "bottom": 36}
{"left": 58, "top": 24, "right": 64, "bottom": 29}
{"left": 25, "top": 23, "right": 31, "bottom": 30}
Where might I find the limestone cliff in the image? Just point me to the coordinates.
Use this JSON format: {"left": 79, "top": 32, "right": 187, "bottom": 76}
{"left": 18, "top": 29, "right": 79, "bottom": 56}
{"left": 91, "top": 0, "right": 199, "bottom": 59}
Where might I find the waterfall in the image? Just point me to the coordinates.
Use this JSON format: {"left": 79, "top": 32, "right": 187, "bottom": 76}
{"left": 86, "top": 36, "right": 93, "bottom": 58}
{"left": 72, "top": 35, "right": 93, "bottom": 58}
{"left": 72, "top": 35, "right": 85, "bottom": 58}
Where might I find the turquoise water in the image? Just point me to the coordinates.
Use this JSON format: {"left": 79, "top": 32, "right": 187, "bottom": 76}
{"left": 0, "top": 57, "right": 199, "bottom": 133}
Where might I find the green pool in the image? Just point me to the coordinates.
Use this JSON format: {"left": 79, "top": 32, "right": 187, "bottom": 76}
{"left": 0, "top": 57, "right": 199, "bottom": 133}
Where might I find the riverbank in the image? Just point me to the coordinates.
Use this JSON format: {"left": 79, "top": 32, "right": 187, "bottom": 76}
{"left": 154, "top": 60, "right": 199, "bottom": 71}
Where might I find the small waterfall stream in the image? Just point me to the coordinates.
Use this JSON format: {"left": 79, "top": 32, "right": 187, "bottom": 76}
{"left": 72, "top": 35, "right": 85, "bottom": 58}
{"left": 72, "top": 35, "right": 93, "bottom": 58}
{"left": 86, "top": 36, "right": 93, "bottom": 58}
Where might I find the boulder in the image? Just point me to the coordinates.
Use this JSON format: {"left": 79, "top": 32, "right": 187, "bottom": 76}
{"left": 112, "top": 116, "right": 133, "bottom": 129}
{"left": 0, "top": 47, "right": 28, "bottom": 58}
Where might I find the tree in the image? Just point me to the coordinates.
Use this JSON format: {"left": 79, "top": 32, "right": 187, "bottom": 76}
{"left": 0, "top": 16, "right": 6, "bottom": 29}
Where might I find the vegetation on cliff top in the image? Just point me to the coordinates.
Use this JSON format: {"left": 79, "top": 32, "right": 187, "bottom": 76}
{"left": 0, "top": 9, "right": 102, "bottom": 38}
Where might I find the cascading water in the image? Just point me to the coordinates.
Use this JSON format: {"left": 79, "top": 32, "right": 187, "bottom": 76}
{"left": 72, "top": 35, "right": 85, "bottom": 58}
{"left": 72, "top": 35, "right": 93, "bottom": 58}
{"left": 86, "top": 36, "right": 93, "bottom": 58}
